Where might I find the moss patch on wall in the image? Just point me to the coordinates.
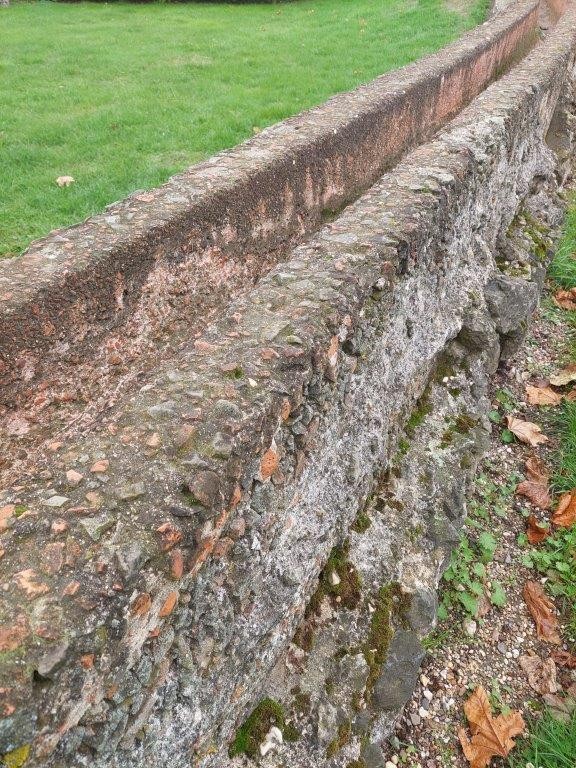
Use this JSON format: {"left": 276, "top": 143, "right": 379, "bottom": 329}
{"left": 229, "top": 698, "right": 298, "bottom": 759}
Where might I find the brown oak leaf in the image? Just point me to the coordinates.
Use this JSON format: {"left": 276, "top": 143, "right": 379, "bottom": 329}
{"left": 525, "top": 384, "right": 562, "bottom": 407}
{"left": 458, "top": 685, "right": 524, "bottom": 768}
{"left": 526, "top": 514, "right": 550, "bottom": 544}
{"left": 506, "top": 416, "right": 549, "bottom": 447}
{"left": 523, "top": 580, "right": 561, "bottom": 644}
{"left": 551, "top": 490, "right": 576, "bottom": 528}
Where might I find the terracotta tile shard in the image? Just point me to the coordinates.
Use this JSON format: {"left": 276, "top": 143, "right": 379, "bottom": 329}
{"left": 80, "top": 654, "right": 95, "bottom": 669}
{"left": 187, "top": 471, "right": 221, "bottom": 509}
{"left": 325, "top": 335, "right": 339, "bottom": 381}
{"left": 173, "top": 424, "right": 196, "bottom": 449}
{"left": 85, "top": 491, "right": 103, "bottom": 508}
{"left": 131, "top": 592, "right": 152, "bottom": 617}
{"left": 213, "top": 536, "right": 234, "bottom": 559}
{"left": 170, "top": 549, "right": 184, "bottom": 580}
{"left": 62, "top": 580, "right": 81, "bottom": 597}
{"left": 280, "top": 397, "right": 291, "bottom": 421}
{"left": 523, "top": 580, "right": 561, "bottom": 644}
{"left": 66, "top": 470, "right": 84, "bottom": 487}
{"left": 146, "top": 432, "right": 161, "bottom": 448}
{"left": 41, "top": 543, "right": 65, "bottom": 575}
{"left": 159, "top": 591, "right": 179, "bottom": 618}
{"left": 260, "top": 442, "right": 279, "bottom": 481}
{"left": 260, "top": 347, "right": 280, "bottom": 360}
{"left": 14, "top": 569, "right": 50, "bottom": 599}
{"left": 194, "top": 339, "right": 218, "bottom": 353}
{"left": 156, "top": 522, "right": 183, "bottom": 551}
{"left": 0, "top": 505, "right": 15, "bottom": 533}
{"left": 0, "top": 614, "right": 30, "bottom": 652}
{"left": 90, "top": 460, "right": 109, "bottom": 473}
{"left": 230, "top": 484, "right": 242, "bottom": 508}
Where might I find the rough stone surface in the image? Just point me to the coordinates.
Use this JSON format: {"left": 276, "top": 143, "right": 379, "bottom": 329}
{"left": 0, "top": 1, "right": 575, "bottom": 767}
{"left": 0, "top": 0, "right": 539, "bottom": 490}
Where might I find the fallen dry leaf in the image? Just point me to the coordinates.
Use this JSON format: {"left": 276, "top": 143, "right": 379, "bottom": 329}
{"left": 506, "top": 416, "right": 549, "bottom": 447}
{"left": 551, "top": 649, "right": 576, "bottom": 669}
{"left": 549, "top": 364, "right": 576, "bottom": 387}
{"left": 523, "top": 580, "right": 561, "bottom": 644}
{"left": 552, "top": 490, "right": 576, "bottom": 528}
{"left": 526, "top": 514, "right": 550, "bottom": 544}
{"left": 517, "top": 456, "right": 551, "bottom": 510}
{"left": 525, "top": 456, "right": 550, "bottom": 483}
{"left": 553, "top": 288, "right": 576, "bottom": 311}
{"left": 519, "top": 651, "right": 560, "bottom": 694}
{"left": 519, "top": 481, "right": 552, "bottom": 510}
{"left": 458, "top": 685, "right": 524, "bottom": 768}
{"left": 525, "top": 384, "right": 562, "bottom": 407}
{"left": 56, "top": 175, "right": 75, "bottom": 187}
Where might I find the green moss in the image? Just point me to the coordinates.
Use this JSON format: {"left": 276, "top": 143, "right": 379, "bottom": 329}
{"left": 309, "top": 541, "right": 362, "bottom": 614}
{"left": 326, "top": 722, "right": 351, "bottom": 758}
{"left": 13, "top": 506, "right": 27, "bottom": 518}
{"left": 454, "top": 413, "right": 478, "bottom": 434}
{"left": 347, "top": 761, "right": 367, "bottom": 768}
{"left": 397, "top": 438, "right": 410, "bottom": 456}
{"left": 292, "top": 690, "right": 311, "bottom": 716}
{"left": 405, "top": 393, "right": 432, "bottom": 437}
{"left": 229, "top": 698, "right": 298, "bottom": 759}
{"left": 433, "top": 357, "right": 456, "bottom": 383}
{"left": 351, "top": 511, "right": 371, "bottom": 534}
{"left": 363, "top": 586, "right": 394, "bottom": 697}
{"left": 292, "top": 621, "right": 315, "bottom": 652}
{"left": 363, "top": 583, "right": 411, "bottom": 699}
{"left": 1, "top": 745, "right": 30, "bottom": 768}
{"left": 407, "top": 523, "right": 424, "bottom": 543}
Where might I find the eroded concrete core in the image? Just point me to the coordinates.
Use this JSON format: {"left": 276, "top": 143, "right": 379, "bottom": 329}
{"left": 0, "top": 1, "right": 575, "bottom": 767}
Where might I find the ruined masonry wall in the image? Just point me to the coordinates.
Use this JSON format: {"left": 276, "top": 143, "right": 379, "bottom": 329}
{"left": 0, "top": 2, "right": 575, "bottom": 768}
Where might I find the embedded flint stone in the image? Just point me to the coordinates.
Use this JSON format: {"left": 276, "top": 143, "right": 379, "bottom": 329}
{"left": 372, "top": 631, "right": 426, "bottom": 711}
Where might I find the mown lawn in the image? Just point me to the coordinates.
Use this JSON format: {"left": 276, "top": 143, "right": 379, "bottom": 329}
{"left": 1, "top": 0, "right": 487, "bottom": 257}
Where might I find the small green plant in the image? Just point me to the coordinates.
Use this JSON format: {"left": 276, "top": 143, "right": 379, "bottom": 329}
{"left": 439, "top": 470, "right": 506, "bottom": 620}
{"left": 440, "top": 536, "right": 489, "bottom": 618}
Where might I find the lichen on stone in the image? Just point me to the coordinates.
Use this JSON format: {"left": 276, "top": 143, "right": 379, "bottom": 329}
{"left": 1, "top": 745, "right": 30, "bottom": 768}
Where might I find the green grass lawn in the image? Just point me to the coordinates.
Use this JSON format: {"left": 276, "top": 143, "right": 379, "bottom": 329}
{"left": 0, "top": 0, "right": 487, "bottom": 258}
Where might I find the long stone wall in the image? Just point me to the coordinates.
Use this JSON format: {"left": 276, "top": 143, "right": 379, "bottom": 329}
{"left": 1, "top": 2, "right": 575, "bottom": 767}
{"left": 0, "top": 0, "right": 537, "bottom": 419}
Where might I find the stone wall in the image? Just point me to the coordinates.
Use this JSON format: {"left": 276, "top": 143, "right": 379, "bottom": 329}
{"left": 1, "top": 2, "right": 575, "bottom": 767}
